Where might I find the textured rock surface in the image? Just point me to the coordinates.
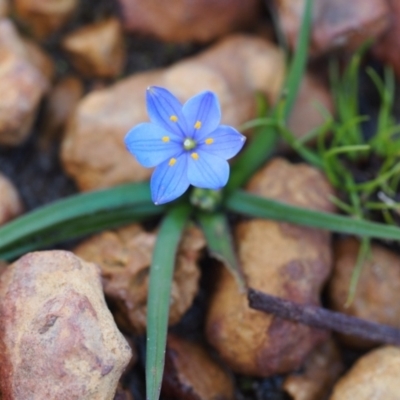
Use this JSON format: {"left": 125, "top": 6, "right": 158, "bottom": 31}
{"left": 206, "top": 158, "right": 335, "bottom": 376}
{"left": 117, "top": 0, "right": 261, "bottom": 43}
{"left": 14, "top": 0, "right": 78, "bottom": 39}
{"left": 0, "top": 250, "right": 132, "bottom": 399}
{"left": 0, "top": 172, "right": 23, "bottom": 225}
{"left": 61, "top": 34, "right": 285, "bottom": 190}
{"left": 40, "top": 75, "right": 84, "bottom": 146}
{"left": 62, "top": 18, "right": 126, "bottom": 78}
{"left": 287, "top": 73, "right": 333, "bottom": 141}
{"left": 0, "top": 19, "right": 48, "bottom": 145}
{"left": 330, "top": 346, "right": 400, "bottom": 400}
{"left": 373, "top": 0, "right": 400, "bottom": 78}
{"left": 274, "top": 0, "right": 390, "bottom": 56}
{"left": 74, "top": 224, "right": 205, "bottom": 334}
{"left": 283, "top": 339, "right": 344, "bottom": 400}
{"left": 162, "top": 334, "right": 234, "bottom": 400}
{"left": 328, "top": 237, "right": 400, "bottom": 348}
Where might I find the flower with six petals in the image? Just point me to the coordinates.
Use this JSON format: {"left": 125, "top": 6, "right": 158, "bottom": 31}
{"left": 124, "top": 86, "right": 246, "bottom": 205}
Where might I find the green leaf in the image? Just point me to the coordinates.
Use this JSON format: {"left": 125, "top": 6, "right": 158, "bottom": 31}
{"left": 226, "top": 190, "right": 400, "bottom": 241}
{"left": 0, "top": 204, "right": 162, "bottom": 261}
{"left": 146, "top": 204, "right": 191, "bottom": 400}
{"left": 197, "top": 212, "right": 246, "bottom": 291}
{"left": 0, "top": 182, "right": 157, "bottom": 251}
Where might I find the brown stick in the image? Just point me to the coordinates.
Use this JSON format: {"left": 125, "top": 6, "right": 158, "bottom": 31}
{"left": 248, "top": 288, "right": 400, "bottom": 346}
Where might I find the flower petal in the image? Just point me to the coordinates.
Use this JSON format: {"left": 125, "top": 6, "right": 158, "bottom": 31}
{"left": 182, "top": 91, "right": 221, "bottom": 138}
{"left": 187, "top": 151, "right": 229, "bottom": 189}
{"left": 150, "top": 155, "right": 190, "bottom": 205}
{"left": 197, "top": 125, "right": 246, "bottom": 160}
{"left": 146, "top": 86, "right": 187, "bottom": 136}
{"left": 124, "top": 122, "right": 183, "bottom": 167}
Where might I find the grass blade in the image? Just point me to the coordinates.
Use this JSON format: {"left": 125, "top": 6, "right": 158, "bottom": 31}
{"left": 226, "top": 190, "right": 400, "bottom": 241}
{"left": 197, "top": 212, "right": 246, "bottom": 291}
{"left": 0, "top": 182, "right": 155, "bottom": 249}
{"left": 146, "top": 204, "right": 191, "bottom": 400}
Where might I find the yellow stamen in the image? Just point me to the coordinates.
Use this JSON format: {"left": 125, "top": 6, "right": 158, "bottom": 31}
{"left": 170, "top": 115, "right": 178, "bottom": 122}
{"left": 162, "top": 136, "right": 170, "bottom": 142}
{"left": 191, "top": 153, "right": 199, "bottom": 160}
{"left": 169, "top": 158, "right": 177, "bottom": 166}
{"left": 205, "top": 138, "right": 214, "bottom": 145}
{"left": 194, "top": 121, "right": 202, "bottom": 129}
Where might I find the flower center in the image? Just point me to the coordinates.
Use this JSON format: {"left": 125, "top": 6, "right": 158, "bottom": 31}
{"left": 183, "top": 138, "right": 196, "bottom": 150}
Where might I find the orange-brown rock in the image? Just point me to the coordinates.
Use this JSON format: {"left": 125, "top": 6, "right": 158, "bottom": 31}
{"left": 61, "top": 34, "right": 286, "bottom": 190}
{"left": 0, "top": 250, "right": 132, "bottom": 399}
{"left": 14, "top": 0, "right": 78, "bottom": 39}
{"left": 287, "top": 72, "right": 333, "bottom": 141}
{"left": 40, "top": 75, "right": 84, "bottom": 147}
{"left": 328, "top": 237, "right": 400, "bottom": 348}
{"left": 273, "top": 0, "right": 390, "bottom": 56}
{"left": 74, "top": 224, "right": 205, "bottom": 334}
{"left": 373, "top": 0, "right": 400, "bottom": 79}
{"left": 162, "top": 334, "right": 234, "bottom": 400}
{"left": 62, "top": 18, "right": 126, "bottom": 78}
{"left": 117, "top": 0, "right": 261, "bottom": 43}
{"left": 283, "top": 339, "right": 344, "bottom": 400}
{"left": 0, "top": 19, "right": 48, "bottom": 145}
{"left": 22, "top": 38, "right": 55, "bottom": 82}
{"left": 0, "top": 173, "right": 23, "bottom": 225}
{"left": 0, "top": 0, "right": 8, "bottom": 17}
{"left": 206, "top": 158, "right": 335, "bottom": 376}
{"left": 329, "top": 346, "right": 400, "bottom": 400}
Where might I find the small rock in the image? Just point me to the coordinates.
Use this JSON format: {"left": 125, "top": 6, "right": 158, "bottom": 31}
{"left": 273, "top": 0, "right": 390, "bottom": 56}
{"left": 283, "top": 339, "right": 344, "bottom": 400}
{"left": 0, "top": 172, "right": 23, "bottom": 225}
{"left": 39, "top": 75, "right": 84, "bottom": 147}
{"left": 328, "top": 237, "right": 400, "bottom": 348}
{"left": 373, "top": 0, "right": 400, "bottom": 78}
{"left": 117, "top": 0, "right": 261, "bottom": 43}
{"left": 206, "top": 158, "right": 335, "bottom": 376}
{"left": 22, "top": 38, "right": 55, "bottom": 82}
{"left": 0, "top": 250, "right": 132, "bottom": 399}
{"left": 287, "top": 72, "right": 333, "bottom": 141}
{"left": 0, "top": 19, "right": 48, "bottom": 145}
{"left": 62, "top": 18, "right": 126, "bottom": 78}
{"left": 0, "top": 0, "right": 8, "bottom": 17}
{"left": 14, "top": 0, "right": 78, "bottom": 39}
{"left": 329, "top": 346, "right": 400, "bottom": 400}
{"left": 61, "top": 34, "right": 286, "bottom": 190}
{"left": 162, "top": 334, "right": 234, "bottom": 400}
{"left": 73, "top": 224, "right": 205, "bottom": 334}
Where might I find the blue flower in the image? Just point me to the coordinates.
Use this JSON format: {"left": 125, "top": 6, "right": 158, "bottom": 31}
{"left": 124, "top": 86, "right": 246, "bottom": 205}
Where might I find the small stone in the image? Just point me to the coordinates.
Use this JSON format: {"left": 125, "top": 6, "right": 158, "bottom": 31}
{"left": 0, "top": 250, "right": 132, "bottom": 399}
{"left": 0, "top": 0, "right": 8, "bottom": 17}
{"left": 329, "top": 346, "right": 400, "bottom": 400}
{"left": 61, "top": 34, "right": 285, "bottom": 190}
{"left": 0, "top": 19, "right": 48, "bottom": 145}
{"left": 39, "top": 75, "right": 84, "bottom": 147}
{"left": 0, "top": 172, "right": 23, "bottom": 225}
{"left": 162, "top": 334, "right": 235, "bottom": 400}
{"left": 14, "top": 0, "right": 78, "bottom": 39}
{"left": 274, "top": 0, "right": 390, "bottom": 56}
{"left": 206, "top": 158, "right": 335, "bottom": 376}
{"left": 22, "top": 38, "right": 55, "bottom": 82}
{"left": 73, "top": 224, "right": 205, "bottom": 334}
{"left": 117, "top": 0, "right": 261, "bottom": 43}
{"left": 328, "top": 237, "right": 400, "bottom": 348}
{"left": 283, "top": 339, "right": 344, "bottom": 400}
{"left": 287, "top": 72, "right": 333, "bottom": 141}
{"left": 62, "top": 18, "right": 126, "bottom": 78}
{"left": 373, "top": 0, "right": 400, "bottom": 79}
